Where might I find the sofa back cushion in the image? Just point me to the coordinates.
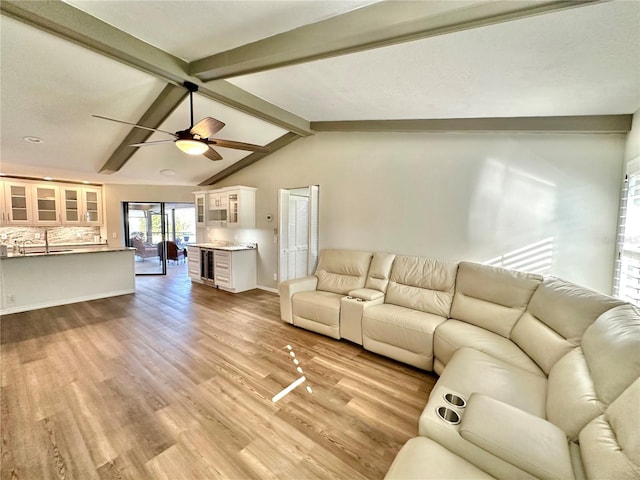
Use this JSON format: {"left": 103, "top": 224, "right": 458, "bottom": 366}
{"left": 581, "top": 303, "right": 640, "bottom": 405}
{"left": 364, "top": 252, "right": 396, "bottom": 292}
{"left": 511, "top": 277, "right": 624, "bottom": 374}
{"left": 579, "top": 378, "right": 640, "bottom": 480}
{"left": 546, "top": 304, "right": 640, "bottom": 441}
{"left": 315, "top": 249, "right": 373, "bottom": 295}
{"left": 449, "top": 262, "right": 542, "bottom": 338}
{"left": 385, "top": 255, "right": 458, "bottom": 317}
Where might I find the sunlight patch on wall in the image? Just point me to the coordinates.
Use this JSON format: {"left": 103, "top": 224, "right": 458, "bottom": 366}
{"left": 484, "top": 237, "right": 554, "bottom": 275}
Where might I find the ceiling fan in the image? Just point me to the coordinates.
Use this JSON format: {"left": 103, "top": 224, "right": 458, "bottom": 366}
{"left": 93, "top": 81, "right": 268, "bottom": 161}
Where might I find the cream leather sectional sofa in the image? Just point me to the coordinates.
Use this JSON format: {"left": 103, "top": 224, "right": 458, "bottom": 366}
{"left": 279, "top": 249, "right": 640, "bottom": 480}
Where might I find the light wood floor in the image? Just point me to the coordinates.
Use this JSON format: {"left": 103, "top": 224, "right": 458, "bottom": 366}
{"left": 1, "top": 270, "right": 437, "bottom": 479}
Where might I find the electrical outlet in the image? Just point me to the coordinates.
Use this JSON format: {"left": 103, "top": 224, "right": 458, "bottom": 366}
{"left": 273, "top": 273, "right": 277, "bottom": 281}
{"left": 34, "top": 233, "right": 41, "bottom": 239}
{"left": 112, "top": 232, "right": 117, "bottom": 239}
{"left": 6, "top": 294, "right": 15, "bottom": 305}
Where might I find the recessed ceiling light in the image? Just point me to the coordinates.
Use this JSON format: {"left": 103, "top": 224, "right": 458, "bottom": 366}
{"left": 160, "top": 169, "right": 176, "bottom": 176}
{"left": 83, "top": 180, "right": 89, "bottom": 184}
{"left": 24, "top": 136, "right": 44, "bottom": 144}
{"left": 44, "top": 176, "right": 52, "bottom": 181}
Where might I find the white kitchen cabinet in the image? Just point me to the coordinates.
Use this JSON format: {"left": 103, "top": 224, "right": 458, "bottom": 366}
{"left": 209, "top": 192, "right": 228, "bottom": 209}
{"left": 82, "top": 187, "right": 102, "bottom": 225}
{"left": 214, "top": 249, "right": 256, "bottom": 293}
{"left": 4, "top": 181, "right": 34, "bottom": 225}
{"left": 60, "top": 186, "right": 102, "bottom": 225}
{"left": 226, "top": 187, "right": 256, "bottom": 228}
{"left": 194, "top": 193, "right": 206, "bottom": 227}
{"left": 187, "top": 246, "right": 201, "bottom": 280}
{"left": 206, "top": 191, "right": 228, "bottom": 226}
{"left": 33, "top": 184, "right": 61, "bottom": 225}
{"left": 0, "top": 179, "right": 103, "bottom": 226}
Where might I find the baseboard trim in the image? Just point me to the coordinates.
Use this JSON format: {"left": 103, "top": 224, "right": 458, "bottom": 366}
{"left": 0, "top": 289, "right": 136, "bottom": 315}
{"left": 257, "top": 285, "right": 279, "bottom": 294}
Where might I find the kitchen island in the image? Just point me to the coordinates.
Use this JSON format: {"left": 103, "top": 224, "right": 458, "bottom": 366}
{"left": 0, "top": 247, "right": 135, "bottom": 314}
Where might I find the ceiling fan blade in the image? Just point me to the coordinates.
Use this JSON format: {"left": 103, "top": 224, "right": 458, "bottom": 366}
{"left": 203, "top": 146, "right": 223, "bottom": 161}
{"left": 92, "top": 114, "right": 176, "bottom": 136}
{"left": 190, "top": 117, "right": 225, "bottom": 138}
{"left": 208, "top": 138, "right": 269, "bottom": 153}
{"left": 129, "top": 140, "right": 176, "bottom": 147}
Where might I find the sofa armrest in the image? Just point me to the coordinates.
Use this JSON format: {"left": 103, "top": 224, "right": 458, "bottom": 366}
{"left": 460, "top": 393, "right": 573, "bottom": 480}
{"left": 278, "top": 276, "right": 318, "bottom": 323}
{"left": 348, "top": 288, "right": 384, "bottom": 302}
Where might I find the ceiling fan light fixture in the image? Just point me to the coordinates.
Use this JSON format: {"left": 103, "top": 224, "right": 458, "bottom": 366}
{"left": 176, "top": 139, "right": 208, "bottom": 155}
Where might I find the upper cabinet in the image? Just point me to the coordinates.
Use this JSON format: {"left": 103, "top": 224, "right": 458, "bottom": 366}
{"left": 194, "top": 193, "right": 206, "bottom": 227}
{"left": 1, "top": 179, "right": 103, "bottom": 226}
{"left": 60, "top": 185, "right": 102, "bottom": 226}
{"left": 226, "top": 187, "right": 256, "bottom": 228}
{"left": 33, "top": 184, "right": 61, "bottom": 225}
{"left": 194, "top": 186, "right": 256, "bottom": 229}
{"left": 4, "top": 181, "right": 33, "bottom": 224}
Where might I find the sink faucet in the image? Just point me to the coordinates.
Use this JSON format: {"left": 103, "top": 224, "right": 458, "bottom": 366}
{"left": 20, "top": 239, "right": 34, "bottom": 255}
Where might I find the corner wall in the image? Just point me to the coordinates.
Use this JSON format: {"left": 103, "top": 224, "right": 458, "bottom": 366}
{"left": 212, "top": 131, "right": 625, "bottom": 294}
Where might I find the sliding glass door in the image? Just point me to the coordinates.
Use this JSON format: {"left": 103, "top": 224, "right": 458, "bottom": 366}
{"left": 124, "top": 202, "right": 166, "bottom": 275}
{"left": 123, "top": 202, "right": 196, "bottom": 276}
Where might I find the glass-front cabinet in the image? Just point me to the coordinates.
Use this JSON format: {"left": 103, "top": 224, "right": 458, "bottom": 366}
{"left": 1, "top": 179, "right": 103, "bottom": 226}
{"left": 61, "top": 186, "right": 81, "bottom": 223}
{"left": 4, "top": 181, "right": 33, "bottom": 224}
{"left": 33, "top": 184, "right": 60, "bottom": 224}
{"left": 195, "top": 193, "right": 206, "bottom": 226}
{"left": 227, "top": 192, "right": 239, "bottom": 225}
{"left": 83, "top": 187, "right": 102, "bottom": 225}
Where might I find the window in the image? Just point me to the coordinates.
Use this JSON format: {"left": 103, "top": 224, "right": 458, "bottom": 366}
{"left": 614, "top": 161, "right": 640, "bottom": 306}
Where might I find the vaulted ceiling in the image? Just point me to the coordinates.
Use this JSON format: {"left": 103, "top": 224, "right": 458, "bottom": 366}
{"left": 1, "top": 0, "right": 638, "bottom": 186}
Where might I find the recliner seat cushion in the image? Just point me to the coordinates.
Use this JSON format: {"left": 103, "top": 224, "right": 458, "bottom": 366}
{"left": 420, "top": 347, "right": 547, "bottom": 432}
{"left": 363, "top": 304, "right": 446, "bottom": 370}
{"left": 384, "top": 437, "right": 496, "bottom": 480}
{"left": 434, "top": 319, "right": 544, "bottom": 376}
{"left": 292, "top": 290, "right": 343, "bottom": 338}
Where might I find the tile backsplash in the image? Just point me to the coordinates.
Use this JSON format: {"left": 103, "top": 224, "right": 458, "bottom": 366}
{"left": 0, "top": 226, "right": 102, "bottom": 246}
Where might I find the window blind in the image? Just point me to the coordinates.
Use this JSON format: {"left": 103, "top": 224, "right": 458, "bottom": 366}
{"left": 614, "top": 164, "right": 640, "bottom": 306}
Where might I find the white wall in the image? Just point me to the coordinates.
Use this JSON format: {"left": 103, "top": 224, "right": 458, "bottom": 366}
{"left": 212, "top": 131, "right": 625, "bottom": 294}
{"left": 103, "top": 184, "right": 196, "bottom": 246}
{"left": 624, "top": 110, "right": 640, "bottom": 162}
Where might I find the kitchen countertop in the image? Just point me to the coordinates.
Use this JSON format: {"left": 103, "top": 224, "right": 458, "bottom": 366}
{"left": 188, "top": 243, "right": 256, "bottom": 251}
{"left": 2, "top": 246, "right": 134, "bottom": 259}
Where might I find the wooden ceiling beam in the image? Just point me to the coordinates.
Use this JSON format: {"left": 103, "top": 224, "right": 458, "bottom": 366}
{"left": 189, "top": 0, "right": 603, "bottom": 81}
{"left": 99, "top": 83, "right": 186, "bottom": 174}
{"left": 0, "top": 0, "right": 312, "bottom": 136}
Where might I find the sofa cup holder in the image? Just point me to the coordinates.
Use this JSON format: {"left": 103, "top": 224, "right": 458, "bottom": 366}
{"left": 443, "top": 393, "right": 466, "bottom": 408}
{"left": 436, "top": 406, "right": 461, "bottom": 425}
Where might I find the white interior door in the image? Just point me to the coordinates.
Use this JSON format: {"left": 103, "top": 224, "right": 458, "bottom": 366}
{"left": 279, "top": 189, "right": 291, "bottom": 283}
{"left": 279, "top": 186, "right": 319, "bottom": 283}
{"left": 289, "top": 194, "right": 309, "bottom": 278}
